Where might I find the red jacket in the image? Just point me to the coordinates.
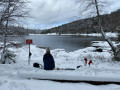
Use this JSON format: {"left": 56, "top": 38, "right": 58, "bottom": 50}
{"left": 88, "top": 60, "right": 92, "bottom": 65}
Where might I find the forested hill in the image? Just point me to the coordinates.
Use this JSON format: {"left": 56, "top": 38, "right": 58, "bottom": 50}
{"left": 0, "top": 26, "right": 41, "bottom": 35}
{"left": 41, "top": 9, "right": 120, "bottom": 34}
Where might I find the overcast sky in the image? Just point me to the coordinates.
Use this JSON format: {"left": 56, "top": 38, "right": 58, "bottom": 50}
{"left": 24, "top": 0, "right": 120, "bottom": 29}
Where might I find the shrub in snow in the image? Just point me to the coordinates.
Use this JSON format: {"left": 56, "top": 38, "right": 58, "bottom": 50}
{"left": 0, "top": 50, "right": 16, "bottom": 64}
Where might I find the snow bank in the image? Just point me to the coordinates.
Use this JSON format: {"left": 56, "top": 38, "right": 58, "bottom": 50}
{"left": 2, "top": 41, "right": 119, "bottom": 82}
{"left": 18, "top": 68, "right": 120, "bottom": 82}
{"left": 30, "top": 32, "right": 118, "bottom": 38}
{"left": 0, "top": 41, "right": 120, "bottom": 90}
{"left": 33, "top": 32, "right": 118, "bottom": 37}
{"left": 80, "top": 32, "right": 118, "bottom": 37}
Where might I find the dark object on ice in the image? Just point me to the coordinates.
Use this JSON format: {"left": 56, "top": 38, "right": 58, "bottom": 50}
{"left": 33, "top": 63, "right": 42, "bottom": 68}
{"left": 94, "top": 48, "right": 103, "bottom": 52}
{"left": 92, "top": 41, "right": 99, "bottom": 43}
{"left": 77, "top": 65, "right": 82, "bottom": 68}
{"left": 43, "top": 48, "right": 55, "bottom": 70}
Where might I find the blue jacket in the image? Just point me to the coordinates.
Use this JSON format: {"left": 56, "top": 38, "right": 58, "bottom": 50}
{"left": 43, "top": 53, "right": 55, "bottom": 70}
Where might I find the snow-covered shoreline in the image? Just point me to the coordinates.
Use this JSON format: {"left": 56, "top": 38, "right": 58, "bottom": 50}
{"left": 0, "top": 41, "right": 118, "bottom": 78}
{"left": 0, "top": 40, "right": 120, "bottom": 90}
{"left": 80, "top": 32, "right": 118, "bottom": 37}
{"left": 30, "top": 32, "right": 118, "bottom": 37}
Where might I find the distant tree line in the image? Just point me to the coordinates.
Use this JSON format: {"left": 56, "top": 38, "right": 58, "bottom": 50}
{"left": 41, "top": 9, "right": 120, "bottom": 34}
{"left": 0, "top": 25, "right": 40, "bottom": 35}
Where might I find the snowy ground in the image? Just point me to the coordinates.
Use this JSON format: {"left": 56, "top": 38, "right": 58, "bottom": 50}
{"left": 0, "top": 40, "right": 120, "bottom": 90}
{"left": 80, "top": 32, "right": 117, "bottom": 37}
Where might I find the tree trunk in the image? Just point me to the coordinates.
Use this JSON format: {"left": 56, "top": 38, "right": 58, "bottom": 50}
{"left": 3, "top": 18, "right": 9, "bottom": 53}
{"left": 3, "top": 34, "right": 7, "bottom": 52}
{"left": 94, "top": 0, "right": 120, "bottom": 60}
{"left": 3, "top": 0, "right": 10, "bottom": 52}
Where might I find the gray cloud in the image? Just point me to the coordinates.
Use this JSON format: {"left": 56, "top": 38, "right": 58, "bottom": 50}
{"left": 110, "top": 0, "right": 120, "bottom": 11}
{"left": 25, "top": 0, "right": 120, "bottom": 29}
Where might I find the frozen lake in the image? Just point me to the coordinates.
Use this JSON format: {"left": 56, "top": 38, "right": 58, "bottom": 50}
{"left": 0, "top": 35, "right": 117, "bottom": 51}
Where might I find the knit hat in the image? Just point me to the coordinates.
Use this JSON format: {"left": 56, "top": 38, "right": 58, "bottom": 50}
{"left": 46, "top": 47, "right": 50, "bottom": 53}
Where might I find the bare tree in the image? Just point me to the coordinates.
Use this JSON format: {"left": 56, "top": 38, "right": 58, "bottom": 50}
{"left": 0, "top": 0, "right": 30, "bottom": 64}
{"left": 0, "top": 0, "right": 29, "bottom": 51}
{"left": 77, "top": 0, "right": 120, "bottom": 60}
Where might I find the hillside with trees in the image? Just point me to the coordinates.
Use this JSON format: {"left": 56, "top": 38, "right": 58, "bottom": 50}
{"left": 0, "top": 26, "right": 30, "bottom": 35}
{"left": 0, "top": 25, "right": 40, "bottom": 35}
{"left": 41, "top": 9, "right": 120, "bottom": 34}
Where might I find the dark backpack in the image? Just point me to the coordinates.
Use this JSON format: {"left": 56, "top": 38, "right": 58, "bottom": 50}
{"left": 33, "top": 63, "right": 42, "bottom": 68}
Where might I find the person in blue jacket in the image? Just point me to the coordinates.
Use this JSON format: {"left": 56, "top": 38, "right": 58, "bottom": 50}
{"left": 43, "top": 48, "right": 55, "bottom": 70}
